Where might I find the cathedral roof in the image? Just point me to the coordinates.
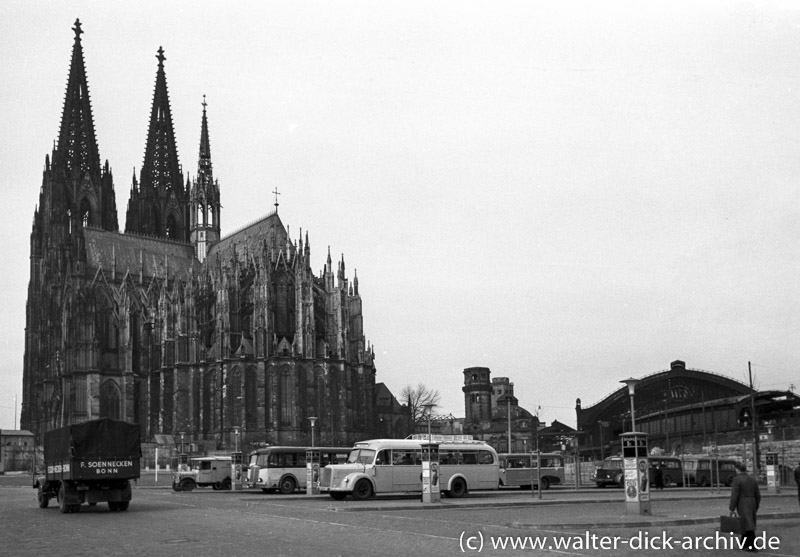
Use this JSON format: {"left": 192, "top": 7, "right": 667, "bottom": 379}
{"left": 207, "top": 211, "right": 286, "bottom": 263}
{"left": 83, "top": 228, "right": 197, "bottom": 280}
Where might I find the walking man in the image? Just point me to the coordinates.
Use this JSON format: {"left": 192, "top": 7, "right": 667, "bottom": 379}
{"left": 794, "top": 460, "right": 800, "bottom": 506}
{"left": 729, "top": 461, "right": 761, "bottom": 552}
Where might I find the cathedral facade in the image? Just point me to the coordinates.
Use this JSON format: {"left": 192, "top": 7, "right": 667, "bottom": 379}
{"left": 21, "top": 20, "right": 378, "bottom": 450}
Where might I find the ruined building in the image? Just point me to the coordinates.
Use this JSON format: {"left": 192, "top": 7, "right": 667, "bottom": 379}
{"left": 22, "top": 20, "right": 378, "bottom": 449}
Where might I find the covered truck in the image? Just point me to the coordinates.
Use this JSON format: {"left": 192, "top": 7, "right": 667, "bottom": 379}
{"left": 34, "top": 418, "right": 142, "bottom": 513}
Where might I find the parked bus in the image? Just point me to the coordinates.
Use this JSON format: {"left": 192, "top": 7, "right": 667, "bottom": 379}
{"left": 318, "top": 437, "right": 499, "bottom": 500}
{"left": 245, "top": 446, "right": 350, "bottom": 494}
{"left": 682, "top": 456, "right": 738, "bottom": 487}
{"left": 594, "top": 456, "right": 684, "bottom": 488}
{"left": 499, "top": 453, "right": 564, "bottom": 490}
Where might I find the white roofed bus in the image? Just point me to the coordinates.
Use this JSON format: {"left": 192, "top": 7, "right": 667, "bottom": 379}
{"left": 318, "top": 435, "right": 499, "bottom": 500}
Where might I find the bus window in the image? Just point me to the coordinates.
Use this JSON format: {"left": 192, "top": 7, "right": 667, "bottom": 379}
{"left": 375, "top": 450, "right": 391, "bottom": 466}
{"left": 347, "top": 448, "right": 375, "bottom": 465}
{"left": 439, "top": 450, "right": 456, "bottom": 465}
{"left": 393, "top": 450, "right": 418, "bottom": 465}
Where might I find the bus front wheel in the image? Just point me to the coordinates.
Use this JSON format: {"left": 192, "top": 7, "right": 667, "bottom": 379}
{"left": 540, "top": 477, "right": 550, "bottom": 490}
{"left": 447, "top": 477, "right": 467, "bottom": 498}
{"left": 279, "top": 476, "right": 296, "bottom": 494}
{"left": 352, "top": 479, "right": 373, "bottom": 500}
{"left": 698, "top": 475, "right": 709, "bottom": 487}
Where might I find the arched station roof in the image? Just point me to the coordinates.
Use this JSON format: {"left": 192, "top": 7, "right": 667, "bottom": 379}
{"left": 576, "top": 360, "right": 753, "bottom": 431}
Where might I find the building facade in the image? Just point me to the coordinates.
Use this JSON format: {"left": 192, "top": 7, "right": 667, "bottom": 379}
{"left": 576, "top": 360, "right": 800, "bottom": 459}
{"left": 22, "top": 20, "right": 378, "bottom": 450}
{"left": 462, "top": 367, "right": 540, "bottom": 452}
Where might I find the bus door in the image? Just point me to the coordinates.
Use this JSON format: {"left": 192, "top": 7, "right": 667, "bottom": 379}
{"left": 372, "top": 449, "right": 394, "bottom": 493}
{"left": 477, "top": 449, "right": 498, "bottom": 483}
{"left": 392, "top": 448, "right": 421, "bottom": 491}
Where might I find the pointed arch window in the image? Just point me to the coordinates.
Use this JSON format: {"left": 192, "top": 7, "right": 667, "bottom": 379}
{"left": 100, "top": 380, "right": 121, "bottom": 420}
{"left": 280, "top": 368, "right": 292, "bottom": 426}
{"left": 80, "top": 198, "right": 91, "bottom": 228}
{"left": 166, "top": 213, "right": 177, "bottom": 240}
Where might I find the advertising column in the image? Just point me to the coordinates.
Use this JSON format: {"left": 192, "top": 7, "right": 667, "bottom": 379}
{"left": 306, "top": 448, "right": 320, "bottom": 496}
{"left": 765, "top": 452, "right": 780, "bottom": 494}
{"left": 621, "top": 432, "right": 650, "bottom": 516}
{"left": 421, "top": 441, "right": 440, "bottom": 504}
{"left": 230, "top": 452, "right": 243, "bottom": 491}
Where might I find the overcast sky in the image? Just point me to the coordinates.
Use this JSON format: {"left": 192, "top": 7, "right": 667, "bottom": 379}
{"left": 2, "top": 1, "right": 800, "bottom": 431}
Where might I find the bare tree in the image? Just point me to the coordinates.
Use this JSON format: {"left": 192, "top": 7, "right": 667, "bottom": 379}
{"left": 401, "top": 383, "right": 442, "bottom": 426}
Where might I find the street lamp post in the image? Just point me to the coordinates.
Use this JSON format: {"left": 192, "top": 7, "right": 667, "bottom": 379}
{"left": 620, "top": 378, "right": 640, "bottom": 431}
{"left": 506, "top": 397, "right": 512, "bottom": 452}
{"left": 599, "top": 421, "right": 609, "bottom": 460}
{"left": 308, "top": 416, "right": 318, "bottom": 447}
{"left": 421, "top": 403, "right": 436, "bottom": 441}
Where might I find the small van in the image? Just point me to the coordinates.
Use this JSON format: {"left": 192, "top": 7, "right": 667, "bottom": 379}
{"left": 172, "top": 456, "right": 232, "bottom": 491}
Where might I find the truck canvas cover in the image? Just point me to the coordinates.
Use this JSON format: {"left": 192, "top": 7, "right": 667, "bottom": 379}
{"left": 44, "top": 418, "right": 142, "bottom": 462}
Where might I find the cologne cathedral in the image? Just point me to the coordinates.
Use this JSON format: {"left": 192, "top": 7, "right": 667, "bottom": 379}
{"left": 21, "top": 20, "right": 378, "bottom": 449}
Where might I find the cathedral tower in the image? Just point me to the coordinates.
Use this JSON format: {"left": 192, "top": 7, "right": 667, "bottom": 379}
{"left": 23, "top": 19, "right": 119, "bottom": 437}
{"left": 190, "top": 97, "right": 221, "bottom": 262}
{"left": 125, "top": 47, "right": 188, "bottom": 240}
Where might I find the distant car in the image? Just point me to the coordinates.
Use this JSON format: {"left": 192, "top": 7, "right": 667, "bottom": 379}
{"left": 594, "top": 456, "right": 684, "bottom": 488}
{"left": 594, "top": 457, "right": 624, "bottom": 488}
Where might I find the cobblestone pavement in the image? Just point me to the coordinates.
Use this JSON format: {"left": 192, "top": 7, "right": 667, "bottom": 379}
{"left": 2, "top": 473, "right": 799, "bottom": 556}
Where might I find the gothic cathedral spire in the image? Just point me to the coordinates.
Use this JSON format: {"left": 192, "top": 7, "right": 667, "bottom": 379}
{"left": 50, "top": 18, "right": 118, "bottom": 232}
{"left": 56, "top": 19, "right": 101, "bottom": 180}
{"left": 125, "top": 46, "right": 188, "bottom": 241}
{"left": 190, "top": 96, "right": 221, "bottom": 262}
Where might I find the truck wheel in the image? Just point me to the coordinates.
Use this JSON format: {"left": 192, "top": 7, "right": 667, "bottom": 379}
{"left": 221, "top": 478, "right": 232, "bottom": 490}
{"left": 37, "top": 486, "right": 49, "bottom": 508}
{"left": 108, "top": 501, "right": 119, "bottom": 511}
{"left": 118, "top": 501, "right": 130, "bottom": 511}
{"left": 58, "top": 484, "right": 70, "bottom": 514}
{"left": 351, "top": 479, "right": 373, "bottom": 500}
{"left": 180, "top": 478, "right": 196, "bottom": 492}
{"left": 279, "top": 476, "right": 296, "bottom": 494}
{"left": 172, "top": 481, "right": 183, "bottom": 492}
